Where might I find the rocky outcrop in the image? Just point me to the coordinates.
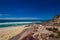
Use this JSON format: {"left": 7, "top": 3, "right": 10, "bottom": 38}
{"left": 9, "top": 14, "right": 60, "bottom": 40}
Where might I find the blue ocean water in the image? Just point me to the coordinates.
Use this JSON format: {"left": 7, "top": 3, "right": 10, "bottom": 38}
{"left": 0, "top": 20, "right": 48, "bottom": 28}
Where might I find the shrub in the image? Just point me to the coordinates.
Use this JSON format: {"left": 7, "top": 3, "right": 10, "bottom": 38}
{"left": 46, "top": 28, "right": 52, "bottom": 31}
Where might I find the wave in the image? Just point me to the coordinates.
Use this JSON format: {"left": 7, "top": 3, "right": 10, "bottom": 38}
{"left": 0, "top": 22, "right": 34, "bottom": 25}
{"left": 0, "top": 21, "right": 41, "bottom": 27}
{"left": 0, "top": 21, "right": 41, "bottom": 25}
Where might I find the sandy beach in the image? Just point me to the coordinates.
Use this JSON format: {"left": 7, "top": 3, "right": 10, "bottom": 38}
{"left": 0, "top": 25, "right": 27, "bottom": 40}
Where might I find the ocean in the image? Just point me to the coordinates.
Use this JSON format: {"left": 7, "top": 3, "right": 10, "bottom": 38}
{"left": 0, "top": 20, "right": 48, "bottom": 28}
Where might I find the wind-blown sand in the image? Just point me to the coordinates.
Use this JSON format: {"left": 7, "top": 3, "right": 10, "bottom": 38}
{"left": 0, "top": 25, "right": 27, "bottom": 40}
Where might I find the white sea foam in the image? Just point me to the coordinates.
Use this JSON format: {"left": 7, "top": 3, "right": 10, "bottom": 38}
{"left": 0, "top": 22, "right": 33, "bottom": 25}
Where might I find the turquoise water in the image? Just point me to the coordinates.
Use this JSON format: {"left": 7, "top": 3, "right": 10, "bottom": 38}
{"left": 0, "top": 20, "right": 48, "bottom": 28}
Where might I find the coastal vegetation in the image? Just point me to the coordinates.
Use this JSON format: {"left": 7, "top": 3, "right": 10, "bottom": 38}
{"left": 46, "top": 14, "right": 60, "bottom": 40}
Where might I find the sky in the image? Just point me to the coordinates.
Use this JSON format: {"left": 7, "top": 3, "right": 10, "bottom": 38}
{"left": 0, "top": 0, "right": 60, "bottom": 20}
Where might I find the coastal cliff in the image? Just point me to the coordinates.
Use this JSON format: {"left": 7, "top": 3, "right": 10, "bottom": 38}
{"left": 9, "top": 14, "right": 60, "bottom": 40}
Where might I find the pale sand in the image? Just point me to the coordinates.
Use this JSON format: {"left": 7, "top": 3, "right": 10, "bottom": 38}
{"left": 0, "top": 25, "right": 27, "bottom": 40}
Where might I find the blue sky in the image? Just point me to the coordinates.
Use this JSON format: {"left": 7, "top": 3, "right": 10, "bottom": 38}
{"left": 0, "top": 0, "right": 60, "bottom": 20}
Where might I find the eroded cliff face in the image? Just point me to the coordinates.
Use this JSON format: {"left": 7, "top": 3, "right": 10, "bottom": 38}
{"left": 53, "top": 14, "right": 60, "bottom": 25}
{"left": 33, "top": 14, "right": 60, "bottom": 40}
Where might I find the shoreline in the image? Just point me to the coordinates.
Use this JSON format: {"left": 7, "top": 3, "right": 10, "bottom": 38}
{"left": 0, "top": 24, "right": 28, "bottom": 28}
